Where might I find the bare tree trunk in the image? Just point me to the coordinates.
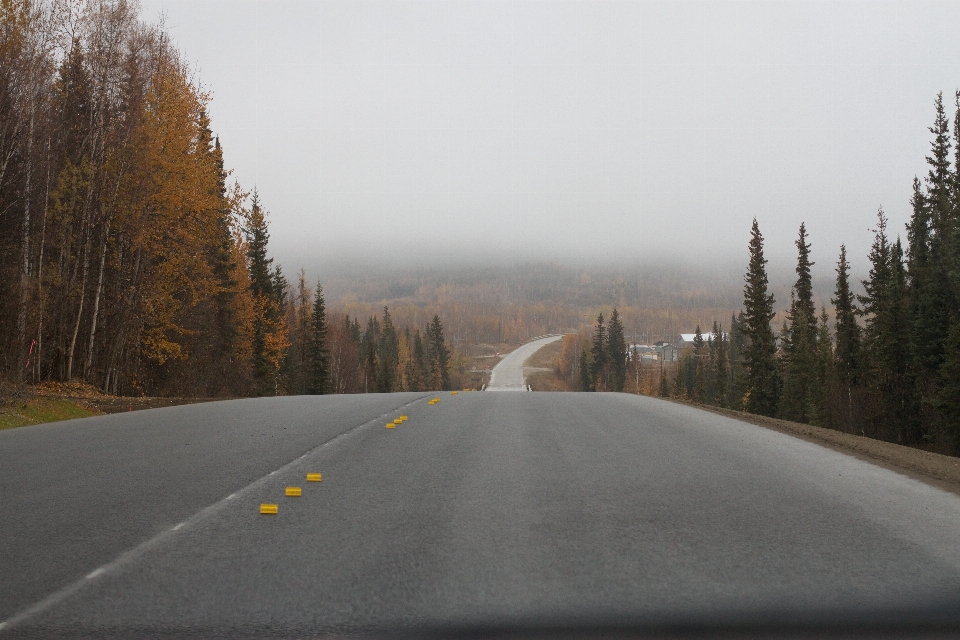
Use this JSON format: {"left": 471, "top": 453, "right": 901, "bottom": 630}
{"left": 17, "top": 109, "right": 35, "bottom": 380}
{"left": 84, "top": 215, "right": 111, "bottom": 379}
{"left": 34, "top": 137, "right": 50, "bottom": 382}
{"left": 66, "top": 216, "right": 92, "bottom": 380}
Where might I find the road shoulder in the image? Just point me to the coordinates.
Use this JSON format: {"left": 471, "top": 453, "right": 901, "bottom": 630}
{"left": 679, "top": 400, "right": 960, "bottom": 497}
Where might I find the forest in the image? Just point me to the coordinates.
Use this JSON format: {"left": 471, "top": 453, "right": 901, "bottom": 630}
{"left": 0, "top": 0, "right": 463, "bottom": 396}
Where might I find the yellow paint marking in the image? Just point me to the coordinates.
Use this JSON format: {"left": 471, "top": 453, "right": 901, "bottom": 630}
{"left": 307, "top": 473, "right": 322, "bottom": 482}
{"left": 260, "top": 504, "right": 278, "bottom": 515}
{"left": 286, "top": 487, "right": 302, "bottom": 497}
{"left": 387, "top": 422, "right": 396, "bottom": 428}
{"left": 450, "top": 391, "right": 458, "bottom": 395}
{"left": 400, "top": 415, "right": 408, "bottom": 421}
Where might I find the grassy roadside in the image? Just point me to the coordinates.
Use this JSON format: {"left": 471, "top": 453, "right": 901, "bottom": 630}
{"left": 0, "top": 380, "right": 224, "bottom": 431}
{"left": 0, "top": 396, "right": 102, "bottom": 430}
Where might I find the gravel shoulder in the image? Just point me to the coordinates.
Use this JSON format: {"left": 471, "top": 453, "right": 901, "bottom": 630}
{"left": 684, "top": 400, "right": 960, "bottom": 497}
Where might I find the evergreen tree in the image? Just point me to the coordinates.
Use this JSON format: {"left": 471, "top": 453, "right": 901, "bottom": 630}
{"left": 590, "top": 313, "right": 608, "bottom": 390}
{"left": 712, "top": 322, "right": 729, "bottom": 408}
{"left": 244, "top": 190, "right": 285, "bottom": 395}
{"left": 859, "top": 212, "right": 916, "bottom": 442}
{"left": 362, "top": 316, "right": 381, "bottom": 393}
{"left": 377, "top": 307, "right": 398, "bottom": 392}
{"left": 658, "top": 364, "right": 670, "bottom": 398}
{"left": 937, "top": 317, "right": 960, "bottom": 454}
{"left": 672, "top": 350, "right": 688, "bottom": 399}
{"left": 410, "top": 329, "right": 426, "bottom": 391}
{"left": 425, "top": 315, "right": 450, "bottom": 390}
{"left": 780, "top": 223, "right": 818, "bottom": 423}
{"left": 832, "top": 244, "right": 861, "bottom": 388}
{"left": 831, "top": 245, "right": 861, "bottom": 428}
{"left": 728, "top": 313, "right": 747, "bottom": 410}
{"left": 919, "top": 94, "right": 956, "bottom": 386}
{"left": 579, "top": 349, "right": 593, "bottom": 392}
{"left": 693, "top": 325, "right": 706, "bottom": 402}
{"left": 607, "top": 308, "right": 627, "bottom": 392}
{"left": 309, "top": 284, "right": 329, "bottom": 394}
{"left": 742, "top": 219, "right": 780, "bottom": 416}
{"left": 812, "top": 307, "right": 833, "bottom": 427}
{"left": 208, "top": 133, "right": 239, "bottom": 390}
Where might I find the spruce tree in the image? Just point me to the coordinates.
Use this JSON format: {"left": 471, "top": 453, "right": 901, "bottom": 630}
{"left": 832, "top": 244, "right": 861, "bottom": 426}
{"left": 832, "top": 244, "right": 861, "bottom": 386}
{"left": 919, "top": 94, "right": 956, "bottom": 386}
{"left": 244, "top": 190, "right": 280, "bottom": 394}
{"left": 607, "top": 308, "right": 627, "bottom": 392}
{"left": 780, "top": 223, "right": 818, "bottom": 423}
{"left": 309, "top": 284, "right": 329, "bottom": 394}
{"left": 590, "top": 313, "right": 608, "bottom": 391}
{"left": 361, "top": 316, "right": 381, "bottom": 392}
{"left": 937, "top": 317, "right": 960, "bottom": 454}
{"left": 579, "top": 349, "right": 593, "bottom": 392}
{"left": 742, "top": 219, "right": 780, "bottom": 416}
{"left": 208, "top": 134, "right": 239, "bottom": 389}
{"left": 672, "top": 351, "right": 688, "bottom": 399}
{"left": 812, "top": 307, "right": 833, "bottom": 427}
{"left": 425, "top": 315, "right": 450, "bottom": 390}
{"left": 859, "top": 212, "right": 916, "bottom": 442}
{"left": 377, "top": 307, "right": 398, "bottom": 392}
{"left": 411, "top": 329, "right": 426, "bottom": 392}
{"left": 728, "top": 312, "right": 747, "bottom": 410}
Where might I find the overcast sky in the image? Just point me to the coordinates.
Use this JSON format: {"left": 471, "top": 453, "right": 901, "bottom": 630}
{"left": 140, "top": 0, "right": 960, "bottom": 280}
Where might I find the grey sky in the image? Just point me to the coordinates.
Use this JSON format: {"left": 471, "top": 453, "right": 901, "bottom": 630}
{"left": 141, "top": 0, "right": 960, "bottom": 280}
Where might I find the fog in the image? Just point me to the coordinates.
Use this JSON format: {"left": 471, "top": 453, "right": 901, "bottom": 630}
{"left": 141, "top": 0, "right": 960, "bottom": 283}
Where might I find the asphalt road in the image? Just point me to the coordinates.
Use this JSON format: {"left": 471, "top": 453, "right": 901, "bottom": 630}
{"left": 486, "top": 335, "right": 564, "bottom": 391}
{"left": 3, "top": 392, "right": 960, "bottom": 637}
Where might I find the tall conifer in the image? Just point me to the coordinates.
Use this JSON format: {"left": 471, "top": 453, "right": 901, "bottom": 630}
{"left": 309, "top": 284, "right": 329, "bottom": 394}
{"left": 742, "top": 219, "right": 780, "bottom": 416}
{"left": 860, "top": 212, "right": 915, "bottom": 442}
{"left": 832, "top": 244, "right": 861, "bottom": 426}
{"left": 591, "top": 313, "right": 608, "bottom": 390}
{"left": 781, "top": 223, "right": 818, "bottom": 423}
{"left": 607, "top": 308, "right": 627, "bottom": 392}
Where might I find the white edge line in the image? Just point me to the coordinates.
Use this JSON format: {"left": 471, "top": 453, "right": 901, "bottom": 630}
{"left": 0, "top": 394, "right": 430, "bottom": 634}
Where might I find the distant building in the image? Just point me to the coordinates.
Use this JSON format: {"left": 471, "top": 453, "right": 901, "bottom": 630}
{"left": 654, "top": 341, "right": 678, "bottom": 362}
{"left": 628, "top": 344, "right": 659, "bottom": 362}
{"left": 679, "top": 332, "right": 728, "bottom": 351}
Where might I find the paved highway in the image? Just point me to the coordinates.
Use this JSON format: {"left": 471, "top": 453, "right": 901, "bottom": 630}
{"left": 486, "top": 335, "right": 564, "bottom": 391}
{"left": 3, "top": 392, "right": 960, "bottom": 637}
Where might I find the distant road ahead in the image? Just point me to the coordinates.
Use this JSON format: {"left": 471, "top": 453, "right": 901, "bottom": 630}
{"left": 3, "top": 392, "right": 960, "bottom": 637}
{"left": 486, "top": 335, "right": 564, "bottom": 391}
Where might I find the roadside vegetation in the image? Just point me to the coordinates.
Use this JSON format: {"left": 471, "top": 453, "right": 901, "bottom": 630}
{"left": 0, "top": 395, "right": 98, "bottom": 430}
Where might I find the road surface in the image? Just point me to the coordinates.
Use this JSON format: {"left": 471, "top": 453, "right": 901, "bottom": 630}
{"left": 3, "top": 392, "right": 960, "bottom": 637}
{"left": 486, "top": 335, "right": 564, "bottom": 391}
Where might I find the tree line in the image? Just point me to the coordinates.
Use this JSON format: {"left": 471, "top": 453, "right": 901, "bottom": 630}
{"left": 281, "top": 277, "right": 455, "bottom": 395}
{"left": 666, "top": 92, "right": 960, "bottom": 455}
{"left": 0, "top": 0, "right": 456, "bottom": 397}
